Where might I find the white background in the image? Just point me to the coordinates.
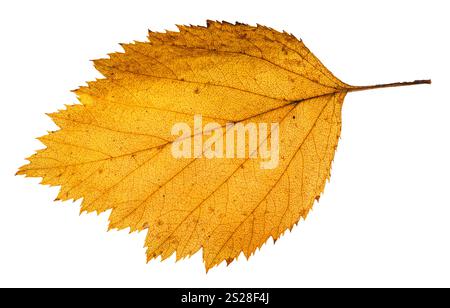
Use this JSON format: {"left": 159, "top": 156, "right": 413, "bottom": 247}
{"left": 0, "top": 0, "right": 448, "bottom": 288}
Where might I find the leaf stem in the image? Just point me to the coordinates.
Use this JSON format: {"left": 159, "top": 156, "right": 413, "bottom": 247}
{"left": 348, "top": 79, "right": 431, "bottom": 92}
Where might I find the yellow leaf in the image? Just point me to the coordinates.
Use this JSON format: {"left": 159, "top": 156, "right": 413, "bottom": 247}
{"left": 17, "top": 21, "right": 430, "bottom": 270}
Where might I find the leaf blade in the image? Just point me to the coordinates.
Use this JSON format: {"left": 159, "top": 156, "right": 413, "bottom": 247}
{"left": 18, "top": 21, "right": 350, "bottom": 270}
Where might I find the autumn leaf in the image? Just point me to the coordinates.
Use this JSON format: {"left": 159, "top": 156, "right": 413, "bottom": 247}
{"left": 17, "top": 21, "right": 430, "bottom": 271}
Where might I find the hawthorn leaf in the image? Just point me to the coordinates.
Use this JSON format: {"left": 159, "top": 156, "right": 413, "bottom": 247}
{"left": 17, "top": 21, "right": 430, "bottom": 270}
